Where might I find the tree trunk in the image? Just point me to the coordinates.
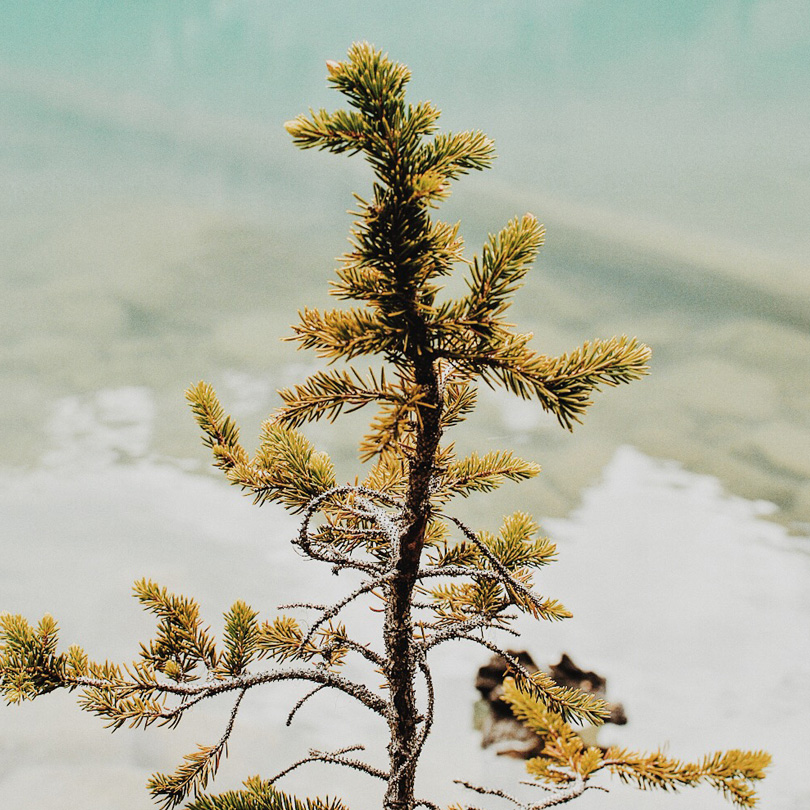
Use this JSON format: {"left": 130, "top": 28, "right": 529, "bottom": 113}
{"left": 383, "top": 560, "right": 420, "bottom": 809}
{"left": 383, "top": 359, "right": 442, "bottom": 810}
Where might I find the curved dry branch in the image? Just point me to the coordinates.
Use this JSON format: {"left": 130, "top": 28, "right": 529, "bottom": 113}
{"left": 295, "top": 485, "right": 402, "bottom": 574}
{"left": 447, "top": 516, "right": 567, "bottom": 620}
{"left": 387, "top": 644, "right": 436, "bottom": 793}
{"left": 269, "top": 744, "right": 389, "bottom": 784}
{"left": 420, "top": 615, "right": 519, "bottom": 652}
{"left": 276, "top": 612, "right": 387, "bottom": 669}
{"left": 147, "top": 688, "right": 248, "bottom": 809}
{"left": 296, "top": 572, "right": 396, "bottom": 653}
{"left": 417, "top": 564, "right": 507, "bottom": 583}
{"left": 339, "top": 637, "right": 388, "bottom": 670}
{"left": 431, "top": 633, "right": 536, "bottom": 686}
{"left": 69, "top": 665, "right": 387, "bottom": 717}
{"left": 285, "top": 684, "right": 328, "bottom": 727}
{"left": 455, "top": 777, "right": 589, "bottom": 809}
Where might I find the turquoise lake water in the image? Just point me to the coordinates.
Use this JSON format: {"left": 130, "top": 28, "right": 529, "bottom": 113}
{"left": 1, "top": 4, "right": 809, "bottom": 809}
{"left": 2, "top": 1, "right": 809, "bottom": 525}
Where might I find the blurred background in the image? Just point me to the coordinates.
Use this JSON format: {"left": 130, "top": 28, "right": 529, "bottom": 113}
{"left": 1, "top": 3, "right": 808, "bottom": 809}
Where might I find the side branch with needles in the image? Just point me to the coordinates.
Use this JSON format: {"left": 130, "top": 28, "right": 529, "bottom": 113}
{"left": 0, "top": 481, "right": 615, "bottom": 809}
{"left": 0, "top": 475, "right": 771, "bottom": 810}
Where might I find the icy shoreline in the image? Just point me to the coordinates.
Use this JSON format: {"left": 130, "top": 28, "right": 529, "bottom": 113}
{"left": 1, "top": 398, "right": 807, "bottom": 809}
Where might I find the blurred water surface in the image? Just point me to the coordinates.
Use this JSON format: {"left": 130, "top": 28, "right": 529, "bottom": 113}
{"left": 1, "top": 3, "right": 809, "bottom": 809}
{"left": 2, "top": 0, "right": 809, "bottom": 523}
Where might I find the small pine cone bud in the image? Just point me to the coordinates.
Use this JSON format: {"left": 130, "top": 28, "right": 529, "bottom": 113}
{"left": 326, "top": 60, "right": 341, "bottom": 76}
{"left": 283, "top": 120, "right": 299, "bottom": 135}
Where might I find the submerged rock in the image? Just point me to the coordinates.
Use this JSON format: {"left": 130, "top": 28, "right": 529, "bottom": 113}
{"left": 474, "top": 651, "right": 627, "bottom": 757}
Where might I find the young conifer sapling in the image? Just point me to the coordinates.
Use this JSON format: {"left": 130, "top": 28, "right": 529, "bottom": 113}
{"left": 1, "top": 43, "right": 770, "bottom": 810}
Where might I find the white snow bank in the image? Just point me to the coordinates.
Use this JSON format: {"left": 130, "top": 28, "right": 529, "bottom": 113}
{"left": 1, "top": 392, "right": 807, "bottom": 809}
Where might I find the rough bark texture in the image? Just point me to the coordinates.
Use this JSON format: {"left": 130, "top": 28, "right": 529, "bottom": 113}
{"left": 383, "top": 566, "right": 420, "bottom": 809}
{"left": 383, "top": 354, "right": 442, "bottom": 810}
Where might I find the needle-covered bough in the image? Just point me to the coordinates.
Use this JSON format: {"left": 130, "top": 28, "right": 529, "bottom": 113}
{"left": 1, "top": 43, "right": 769, "bottom": 810}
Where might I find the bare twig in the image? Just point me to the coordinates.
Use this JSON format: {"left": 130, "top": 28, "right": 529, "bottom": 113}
{"left": 434, "top": 633, "right": 538, "bottom": 685}
{"left": 528, "top": 779, "right": 588, "bottom": 808}
{"left": 296, "top": 571, "right": 396, "bottom": 653}
{"left": 455, "top": 780, "right": 524, "bottom": 806}
{"left": 417, "top": 564, "right": 513, "bottom": 584}
{"left": 420, "top": 615, "right": 520, "bottom": 651}
{"left": 218, "top": 687, "right": 246, "bottom": 754}
{"left": 520, "top": 781, "right": 608, "bottom": 795}
{"left": 456, "top": 777, "right": 590, "bottom": 809}
{"left": 285, "top": 684, "right": 328, "bottom": 726}
{"left": 448, "top": 516, "right": 556, "bottom": 618}
{"left": 277, "top": 602, "right": 329, "bottom": 610}
{"left": 69, "top": 665, "right": 387, "bottom": 717}
{"left": 338, "top": 636, "right": 387, "bottom": 669}
{"left": 295, "top": 485, "right": 400, "bottom": 574}
{"left": 269, "top": 744, "right": 389, "bottom": 783}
